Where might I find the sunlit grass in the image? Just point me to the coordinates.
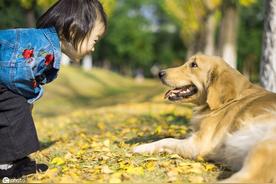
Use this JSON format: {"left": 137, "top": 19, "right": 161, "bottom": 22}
{"left": 27, "top": 66, "right": 220, "bottom": 183}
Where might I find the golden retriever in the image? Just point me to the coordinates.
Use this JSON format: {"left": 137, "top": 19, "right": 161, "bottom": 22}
{"left": 133, "top": 55, "right": 276, "bottom": 183}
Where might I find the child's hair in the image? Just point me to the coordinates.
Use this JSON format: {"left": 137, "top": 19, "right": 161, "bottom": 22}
{"left": 37, "top": 0, "right": 107, "bottom": 49}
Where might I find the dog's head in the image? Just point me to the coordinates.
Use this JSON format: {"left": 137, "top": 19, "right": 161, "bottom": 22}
{"left": 160, "top": 55, "right": 250, "bottom": 110}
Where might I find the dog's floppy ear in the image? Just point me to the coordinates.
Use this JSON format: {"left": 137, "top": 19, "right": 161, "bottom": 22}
{"left": 206, "top": 67, "right": 239, "bottom": 110}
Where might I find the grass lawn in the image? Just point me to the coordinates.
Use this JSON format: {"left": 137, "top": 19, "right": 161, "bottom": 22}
{"left": 27, "top": 66, "right": 221, "bottom": 183}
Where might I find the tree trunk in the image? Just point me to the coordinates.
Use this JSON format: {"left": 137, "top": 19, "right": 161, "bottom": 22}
{"left": 24, "top": 0, "right": 36, "bottom": 27}
{"left": 204, "top": 12, "right": 217, "bottom": 55}
{"left": 218, "top": 3, "right": 239, "bottom": 68}
{"left": 186, "top": 44, "right": 194, "bottom": 59}
{"left": 186, "top": 30, "right": 206, "bottom": 59}
{"left": 103, "top": 59, "right": 111, "bottom": 70}
{"left": 243, "top": 54, "right": 257, "bottom": 80}
{"left": 260, "top": 0, "right": 276, "bottom": 92}
{"left": 186, "top": 13, "right": 217, "bottom": 58}
{"left": 26, "top": 9, "right": 36, "bottom": 27}
{"left": 186, "top": 44, "right": 195, "bottom": 59}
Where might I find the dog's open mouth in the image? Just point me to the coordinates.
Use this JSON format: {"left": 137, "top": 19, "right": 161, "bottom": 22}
{"left": 164, "top": 85, "right": 198, "bottom": 101}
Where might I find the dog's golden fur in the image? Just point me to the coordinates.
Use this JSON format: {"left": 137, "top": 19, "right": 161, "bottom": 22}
{"left": 133, "top": 55, "right": 276, "bottom": 183}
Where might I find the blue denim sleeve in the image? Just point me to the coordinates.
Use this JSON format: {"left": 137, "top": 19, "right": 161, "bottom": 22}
{"left": 0, "top": 28, "right": 61, "bottom": 104}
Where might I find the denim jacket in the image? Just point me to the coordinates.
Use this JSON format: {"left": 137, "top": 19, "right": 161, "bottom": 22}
{"left": 0, "top": 27, "right": 61, "bottom": 103}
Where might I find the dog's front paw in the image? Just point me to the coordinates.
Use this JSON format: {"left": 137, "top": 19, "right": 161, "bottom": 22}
{"left": 133, "top": 143, "right": 156, "bottom": 154}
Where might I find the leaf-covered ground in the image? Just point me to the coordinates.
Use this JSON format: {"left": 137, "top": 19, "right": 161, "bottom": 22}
{"left": 26, "top": 66, "right": 222, "bottom": 183}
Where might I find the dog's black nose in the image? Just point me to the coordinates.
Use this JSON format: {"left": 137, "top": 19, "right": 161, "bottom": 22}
{"left": 158, "top": 70, "right": 166, "bottom": 79}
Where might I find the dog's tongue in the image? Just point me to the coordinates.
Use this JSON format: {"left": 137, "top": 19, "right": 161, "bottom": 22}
{"left": 164, "top": 88, "right": 183, "bottom": 99}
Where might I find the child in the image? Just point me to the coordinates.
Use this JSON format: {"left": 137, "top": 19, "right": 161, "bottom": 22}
{"left": 0, "top": 0, "right": 107, "bottom": 178}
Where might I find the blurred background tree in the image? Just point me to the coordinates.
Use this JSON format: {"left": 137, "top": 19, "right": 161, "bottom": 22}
{"left": 0, "top": 0, "right": 266, "bottom": 82}
{"left": 94, "top": 0, "right": 186, "bottom": 76}
{"left": 162, "top": 0, "right": 258, "bottom": 69}
{"left": 260, "top": 0, "right": 276, "bottom": 92}
{"left": 162, "top": 0, "right": 207, "bottom": 57}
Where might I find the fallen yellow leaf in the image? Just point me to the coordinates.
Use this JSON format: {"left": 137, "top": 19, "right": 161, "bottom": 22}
{"left": 51, "top": 157, "right": 65, "bottom": 166}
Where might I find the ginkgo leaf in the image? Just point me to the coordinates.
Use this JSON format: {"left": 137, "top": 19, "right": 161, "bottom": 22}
{"left": 126, "top": 166, "right": 144, "bottom": 175}
{"left": 102, "top": 165, "right": 114, "bottom": 174}
{"left": 109, "top": 172, "right": 122, "bottom": 183}
{"left": 103, "top": 139, "right": 111, "bottom": 147}
{"left": 205, "top": 164, "right": 217, "bottom": 171}
{"left": 188, "top": 175, "right": 204, "bottom": 183}
{"left": 51, "top": 157, "right": 65, "bottom": 166}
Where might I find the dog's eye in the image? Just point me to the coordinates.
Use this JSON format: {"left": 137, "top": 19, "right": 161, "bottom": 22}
{"left": 190, "top": 62, "right": 198, "bottom": 68}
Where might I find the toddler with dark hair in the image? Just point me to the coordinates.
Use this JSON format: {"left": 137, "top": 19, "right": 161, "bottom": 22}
{"left": 0, "top": 0, "right": 107, "bottom": 178}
